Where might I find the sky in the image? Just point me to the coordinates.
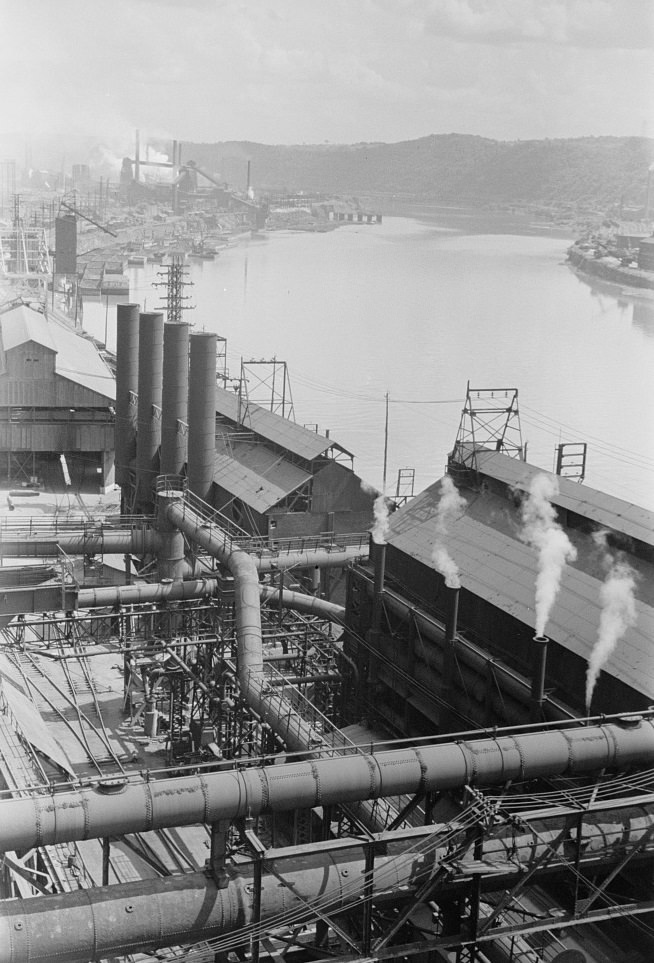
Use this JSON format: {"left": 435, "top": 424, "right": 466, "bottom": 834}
{"left": 1, "top": 0, "right": 653, "bottom": 156}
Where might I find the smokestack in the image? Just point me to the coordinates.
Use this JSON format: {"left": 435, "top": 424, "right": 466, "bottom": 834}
{"left": 159, "top": 321, "right": 190, "bottom": 478}
{"left": 135, "top": 129, "right": 140, "bottom": 183}
{"left": 187, "top": 332, "right": 217, "bottom": 501}
{"left": 530, "top": 635, "right": 548, "bottom": 723}
{"left": 371, "top": 540, "right": 386, "bottom": 635}
{"left": 114, "top": 303, "right": 140, "bottom": 488}
{"left": 440, "top": 586, "right": 460, "bottom": 732}
{"left": 135, "top": 312, "right": 164, "bottom": 512}
{"left": 246, "top": 159, "right": 251, "bottom": 193}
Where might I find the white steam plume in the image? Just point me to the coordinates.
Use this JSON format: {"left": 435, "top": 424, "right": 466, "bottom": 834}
{"left": 585, "top": 558, "right": 637, "bottom": 712}
{"left": 361, "top": 480, "right": 390, "bottom": 545}
{"left": 371, "top": 494, "right": 390, "bottom": 544}
{"left": 431, "top": 475, "right": 467, "bottom": 589}
{"left": 520, "top": 474, "right": 577, "bottom": 637}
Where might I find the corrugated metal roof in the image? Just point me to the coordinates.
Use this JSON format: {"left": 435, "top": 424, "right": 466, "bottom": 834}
{"left": 388, "top": 473, "right": 654, "bottom": 699}
{"left": 49, "top": 318, "right": 115, "bottom": 402}
{"left": 1, "top": 305, "right": 115, "bottom": 402}
{"left": 1, "top": 304, "right": 57, "bottom": 353}
{"left": 214, "top": 437, "right": 312, "bottom": 513}
{"left": 215, "top": 386, "right": 350, "bottom": 461}
{"left": 471, "top": 449, "right": 654, "bottom": 548}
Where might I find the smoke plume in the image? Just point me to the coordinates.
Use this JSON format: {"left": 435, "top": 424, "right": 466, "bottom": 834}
{"left": 520, "top": 474, "right": 577, "bottom": 637}
{"left": 431, "top": 476, "right": 466, "bottom": 589}
{"left": 585, "top": 557, "right": 637, "bottom": 712}
{"left": 371, "top": 493, "right": 390, "bottom": 544}
{"left": 361, "top": 480, "right": 390, "bottom": 545}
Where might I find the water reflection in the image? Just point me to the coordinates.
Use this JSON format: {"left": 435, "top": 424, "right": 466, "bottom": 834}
{"left": 632, "top": 300, "right": 654, "bottom": 338}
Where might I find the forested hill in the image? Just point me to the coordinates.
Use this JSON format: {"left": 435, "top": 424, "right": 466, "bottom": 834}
{"left": 180, "top": 134, "right": 653, "bottom": 210}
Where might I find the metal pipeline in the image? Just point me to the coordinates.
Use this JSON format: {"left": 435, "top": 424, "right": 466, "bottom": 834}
{"left": 0, "top": 528, "right": 160, "bottom": 559}
{"left": 1, "top": 716, "right": 653, "bottom": 854}
{"left": 193, "top": 544, "right": 368, "bottom": 575}
{"left": 258, "top": 584, "right": 345, "bottom": 621}
{"left": 1, "top": 806, "right": 652, "bottom": 963}
{"left": 163, "top": 498, "right": 328, "bottom": 755}
{"left": 76, "top": 577, "right": 343, "bottom": 622}
{"left": 77, "top": 577, "right": 220, "bottom": 609}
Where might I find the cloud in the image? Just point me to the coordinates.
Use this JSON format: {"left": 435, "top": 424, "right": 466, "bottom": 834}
{"left": 0, "top": 0, "right": 651, "bottom": 144}
{"left": 420, "top": 0, "right": 653, "bottom": 50}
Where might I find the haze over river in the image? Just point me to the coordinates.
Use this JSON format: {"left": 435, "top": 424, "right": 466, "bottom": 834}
{"left": 84, "top": 213, "right": 654, "bottom": 511}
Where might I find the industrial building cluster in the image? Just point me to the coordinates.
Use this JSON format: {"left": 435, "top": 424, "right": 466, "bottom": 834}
{"left": 0, "top": 141, "right": 653, "bottom": 963}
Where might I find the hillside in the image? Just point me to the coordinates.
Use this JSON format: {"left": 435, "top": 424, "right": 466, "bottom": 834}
{"left": 178, "top": 134, "right": 654, "bottom": 212}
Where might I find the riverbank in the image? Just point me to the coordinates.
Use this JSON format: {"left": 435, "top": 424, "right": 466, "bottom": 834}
{"left": 567, "top": 244, "right": 654, "bottom": 294}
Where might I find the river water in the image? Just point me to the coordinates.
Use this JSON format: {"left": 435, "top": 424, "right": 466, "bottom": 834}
{"left": 82, "top": 214, "right": 654, "bottom": 511}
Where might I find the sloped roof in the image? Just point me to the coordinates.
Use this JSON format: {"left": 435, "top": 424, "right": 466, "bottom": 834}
{"left": 1, "top": 304, "right": 57, "bottom": 353}
{"left": 48, "top": 317, "right": 115, "bottom": 402}
{"left": 387, "top": 468, "right": 654, "bottom": 699}
{"left": 214, "top": 436, "right": 311, "bottom": 513}
{"left": 215, "top": 386, "right": 350, "bottom": 461}
{"left": 472, "top": 449, "right": 654, "bottom": 548}
{"left": 0, "top": 304, "right": 115, "bottom": 402}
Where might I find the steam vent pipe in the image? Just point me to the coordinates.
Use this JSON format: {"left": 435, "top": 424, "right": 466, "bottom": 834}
{"left": 531, "top": 634, "right": 549, "bottom": 723}
{"left": 187, "top": 330, "right": 217, "bottom": 500}
{"left": 159, "top": 321, "right": 190, "bottom": 476}
{"left": 371, "top": 539, "right": 386, "bottom": 635}
{"left": 113, "top": 303, "right": 140, "bottom": 486}
{"left": 135, "top": 311, "right": 164, "bottom": 511}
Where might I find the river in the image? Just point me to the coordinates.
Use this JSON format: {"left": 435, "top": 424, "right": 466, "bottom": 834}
{"left": 81, "top": 214, "right": 654, "bottom": 511}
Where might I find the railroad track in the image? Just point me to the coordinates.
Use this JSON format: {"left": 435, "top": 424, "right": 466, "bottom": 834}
{"left": 10, "top": 648, "right": 126, "bottom": 777}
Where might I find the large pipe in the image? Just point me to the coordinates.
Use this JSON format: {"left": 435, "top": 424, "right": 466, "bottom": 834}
{"left": 135, "top": 312, "right": 164, "bottom": 512}
{"left": 2, "top": 716, "right": 653, "bottom": 855}
{"left": 0, "top": 528, "right": 160, "bottom": 559}
{"left": 1, "top": 807, "right": 652, "bottom": 963}
{"left": 192, "top": 543, "right": 367, "bottom": 575}
{"left": 187, "top": 331, "right": 217, "bottom": 500}
{"left": 0, "top": 534, "right": 362, "bottom": 574}
{"left": 258, "top": 584, "right": 344, "bottom": 620}
{"left": 114, "top": 303, "right": 140, "bottom": 486}
{"left": 77, "top": 577, "right": 219, "bottom": 609}
{"left": 76, "top": 574, "right": 343, "bottom": 621}
{"left": 159, "top": 321, "right": 190, "bottom": 476}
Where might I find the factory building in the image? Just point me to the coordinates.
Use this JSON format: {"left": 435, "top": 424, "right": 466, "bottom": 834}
{"left": 345, "top": 446, "right": 654, "bottom": 736}
{"left": 0, "top": 303, "right": 115, "bottom": 490}
{"left": 211, "top": 384, "right": 373, "bottom": 538}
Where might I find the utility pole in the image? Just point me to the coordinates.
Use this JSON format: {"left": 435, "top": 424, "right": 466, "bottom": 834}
{"left": 382, "top": 391, "right": 389, "bottom": 492}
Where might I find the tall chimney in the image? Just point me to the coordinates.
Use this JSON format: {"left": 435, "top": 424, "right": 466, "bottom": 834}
{"left": 160, "top": 321, "right": 190, "bottom": 479}
{"left": 134, "top": 129, "right": 140, "bottom": 183}
{"left": 114, "top": 303, "right": 140, "bottom": 489}
{"left": 187, "top": 332, "right": 217, "bottom": 502}
{"left": 440, "top": 586, "right": 460, "bottom": 733}
{"left": 135, "top": 312, "right": 164, "bottom": 512}
{"left": 370, "top": 540, "right": 386, "bottom": 636}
